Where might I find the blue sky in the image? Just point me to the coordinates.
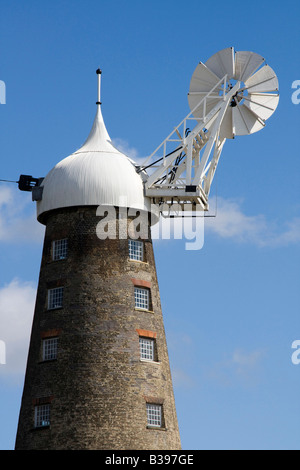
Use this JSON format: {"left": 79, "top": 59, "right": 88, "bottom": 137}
{"left": 0, "top": 0, "right": 299, "bottom": 450}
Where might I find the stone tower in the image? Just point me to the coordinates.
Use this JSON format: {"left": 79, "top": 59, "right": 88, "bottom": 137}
{"left": 15, "top": 71, "right": 181, "bottom": 450}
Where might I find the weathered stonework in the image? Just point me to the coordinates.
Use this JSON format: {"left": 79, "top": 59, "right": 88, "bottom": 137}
{"left": 15, "top": 207, "right": 181, "bottom": 450}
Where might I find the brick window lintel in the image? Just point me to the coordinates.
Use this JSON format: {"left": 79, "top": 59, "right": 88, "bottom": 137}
{"left": 40, "top": 329, "right": 62, "bottom": 339}
{"left": 46, "top": 279, "right": 66, "bottom": 289}
{"left": 136, "top": 329, "right": 157, "bottom": 339}
{"left": 32, "top": 396, "right": 54, "bottom": 406}
{"left": 143, "top": 395, "right": 164, "bottom": 405}
{"left": 131, "top": 278, "right": 151, "bottom": 288}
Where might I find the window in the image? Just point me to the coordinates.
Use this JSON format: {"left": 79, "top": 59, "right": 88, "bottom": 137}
{"left": 146, "top": 403, "right": 162, "bottom": 428}
{"left": 48, "top": 287, "right": 64, "bottom": 310}
{"left": 52, "top": 239, "right": 68, "bottom": 261}
{"left": 34, "top": 404, "right": 51, "bottom": 428}
{"left": 128, "top": 239, "right": 144, "bottom": 261}
{"left": 42, "top": 337, "right": 58, "bottom": 361}
{"left": 134, "top": 287, "right": 149, "bottom": 310}
{"left": 139, "top": 337, "right": 155, "bottom": 361}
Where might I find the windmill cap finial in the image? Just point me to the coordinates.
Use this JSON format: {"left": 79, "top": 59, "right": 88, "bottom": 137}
{"left": 96, "top": 68, "right": 102, "bottom": 105}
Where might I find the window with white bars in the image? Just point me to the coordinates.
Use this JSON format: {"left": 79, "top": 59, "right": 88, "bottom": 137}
{"left": 48, "top": 287, "right": 64, "bottom": 310}
{"left": 128, "top": 239, "right": 144, "bottom": 261}
{"left": 146, "top": 403, "right": 162, "bottom": 428}
{"left": 52, "top": 239, "right": 68, "bottom": 261}
{"left": 42, "top": 337, "right": 58, "bottom": 361}
{"left": 134, "top": 287, "right": 149, "bottom": 310}
{"left": 34, "top": 404, "right": 51, "bottom": 428}
{"left": 139, "top": 337, "right": 155, "bottom": 361}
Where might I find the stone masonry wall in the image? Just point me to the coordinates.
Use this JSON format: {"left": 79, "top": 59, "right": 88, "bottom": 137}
{"left": 15, "top": 206, "right": 181, "bottom": 450}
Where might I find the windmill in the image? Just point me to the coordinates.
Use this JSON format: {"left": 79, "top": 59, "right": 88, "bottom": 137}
{"left": 14, "top": 48, "right": 279, "bottom": 450}
{"left": 140, "top": 47, "right": 279, "bottom": 212}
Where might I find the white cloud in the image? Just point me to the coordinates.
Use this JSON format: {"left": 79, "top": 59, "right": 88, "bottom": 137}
{"left": 150, "top": 197, "right": 300, "bottom": 249}
{"left": 168, "top": 332, "right": 197, "bottom": 389}
{"left": 270, "top": 217, "right": 300, "bottom": 246}
{"left": 0, "top": 186, "right": 44, "bottom": 244}
{"left": 111, "top": 137, "right": 149, "bottom": 168}
{"left": 0, "top": 186, "right": 13, "bottom": 207}
{"left": 205, "top": 197, "right": 300, "bottom": 247}
{"left": 231, "top": 349, "right": 264, "bottom": 373}
{"left": 172, "top": 367, "right": 196, "bottom": 389}
{"left": 0, "top": 279, "right": 36, "bottom": 378}
{"left": 207, "top": 348, "right": 265, "bottom": 387}
{"left": 112, "top": 138, "right": 140, "bottom": 161}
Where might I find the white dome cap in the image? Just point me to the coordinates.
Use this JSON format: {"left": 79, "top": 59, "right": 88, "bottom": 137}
{"left": 37, "top": 96, "right": 154, "bottom": 224}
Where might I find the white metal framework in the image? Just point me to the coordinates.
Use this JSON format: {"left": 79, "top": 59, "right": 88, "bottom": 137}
{"left": 141, "top": 47, "right": 279, "bottom": 211}
{"left": 48, "top": 287, "right": 64, "bottom": 310}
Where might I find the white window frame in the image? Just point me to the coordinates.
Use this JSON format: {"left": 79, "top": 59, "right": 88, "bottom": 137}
{"left": 48, "top": 287, "right": 64, "bottom": 310}
{"left": 146, "top": 403, "right": 162, "bottom": 428}
{"left": 134, "top": 287, "right": 149, "bottom": 310}
{"left": 139, "top": 337, "right": 155, "bottom": 362}
{"left": 52, "top": 239, "right": 68, "bottom": 261}
{"left": 42, "top": 337, "right": 58, "bottom": 361}
{"left": 34, "top": 404, "right": 51, "bottom": 428}
{"left": 128, "top": 239, "right": 144, "bottom": 262}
